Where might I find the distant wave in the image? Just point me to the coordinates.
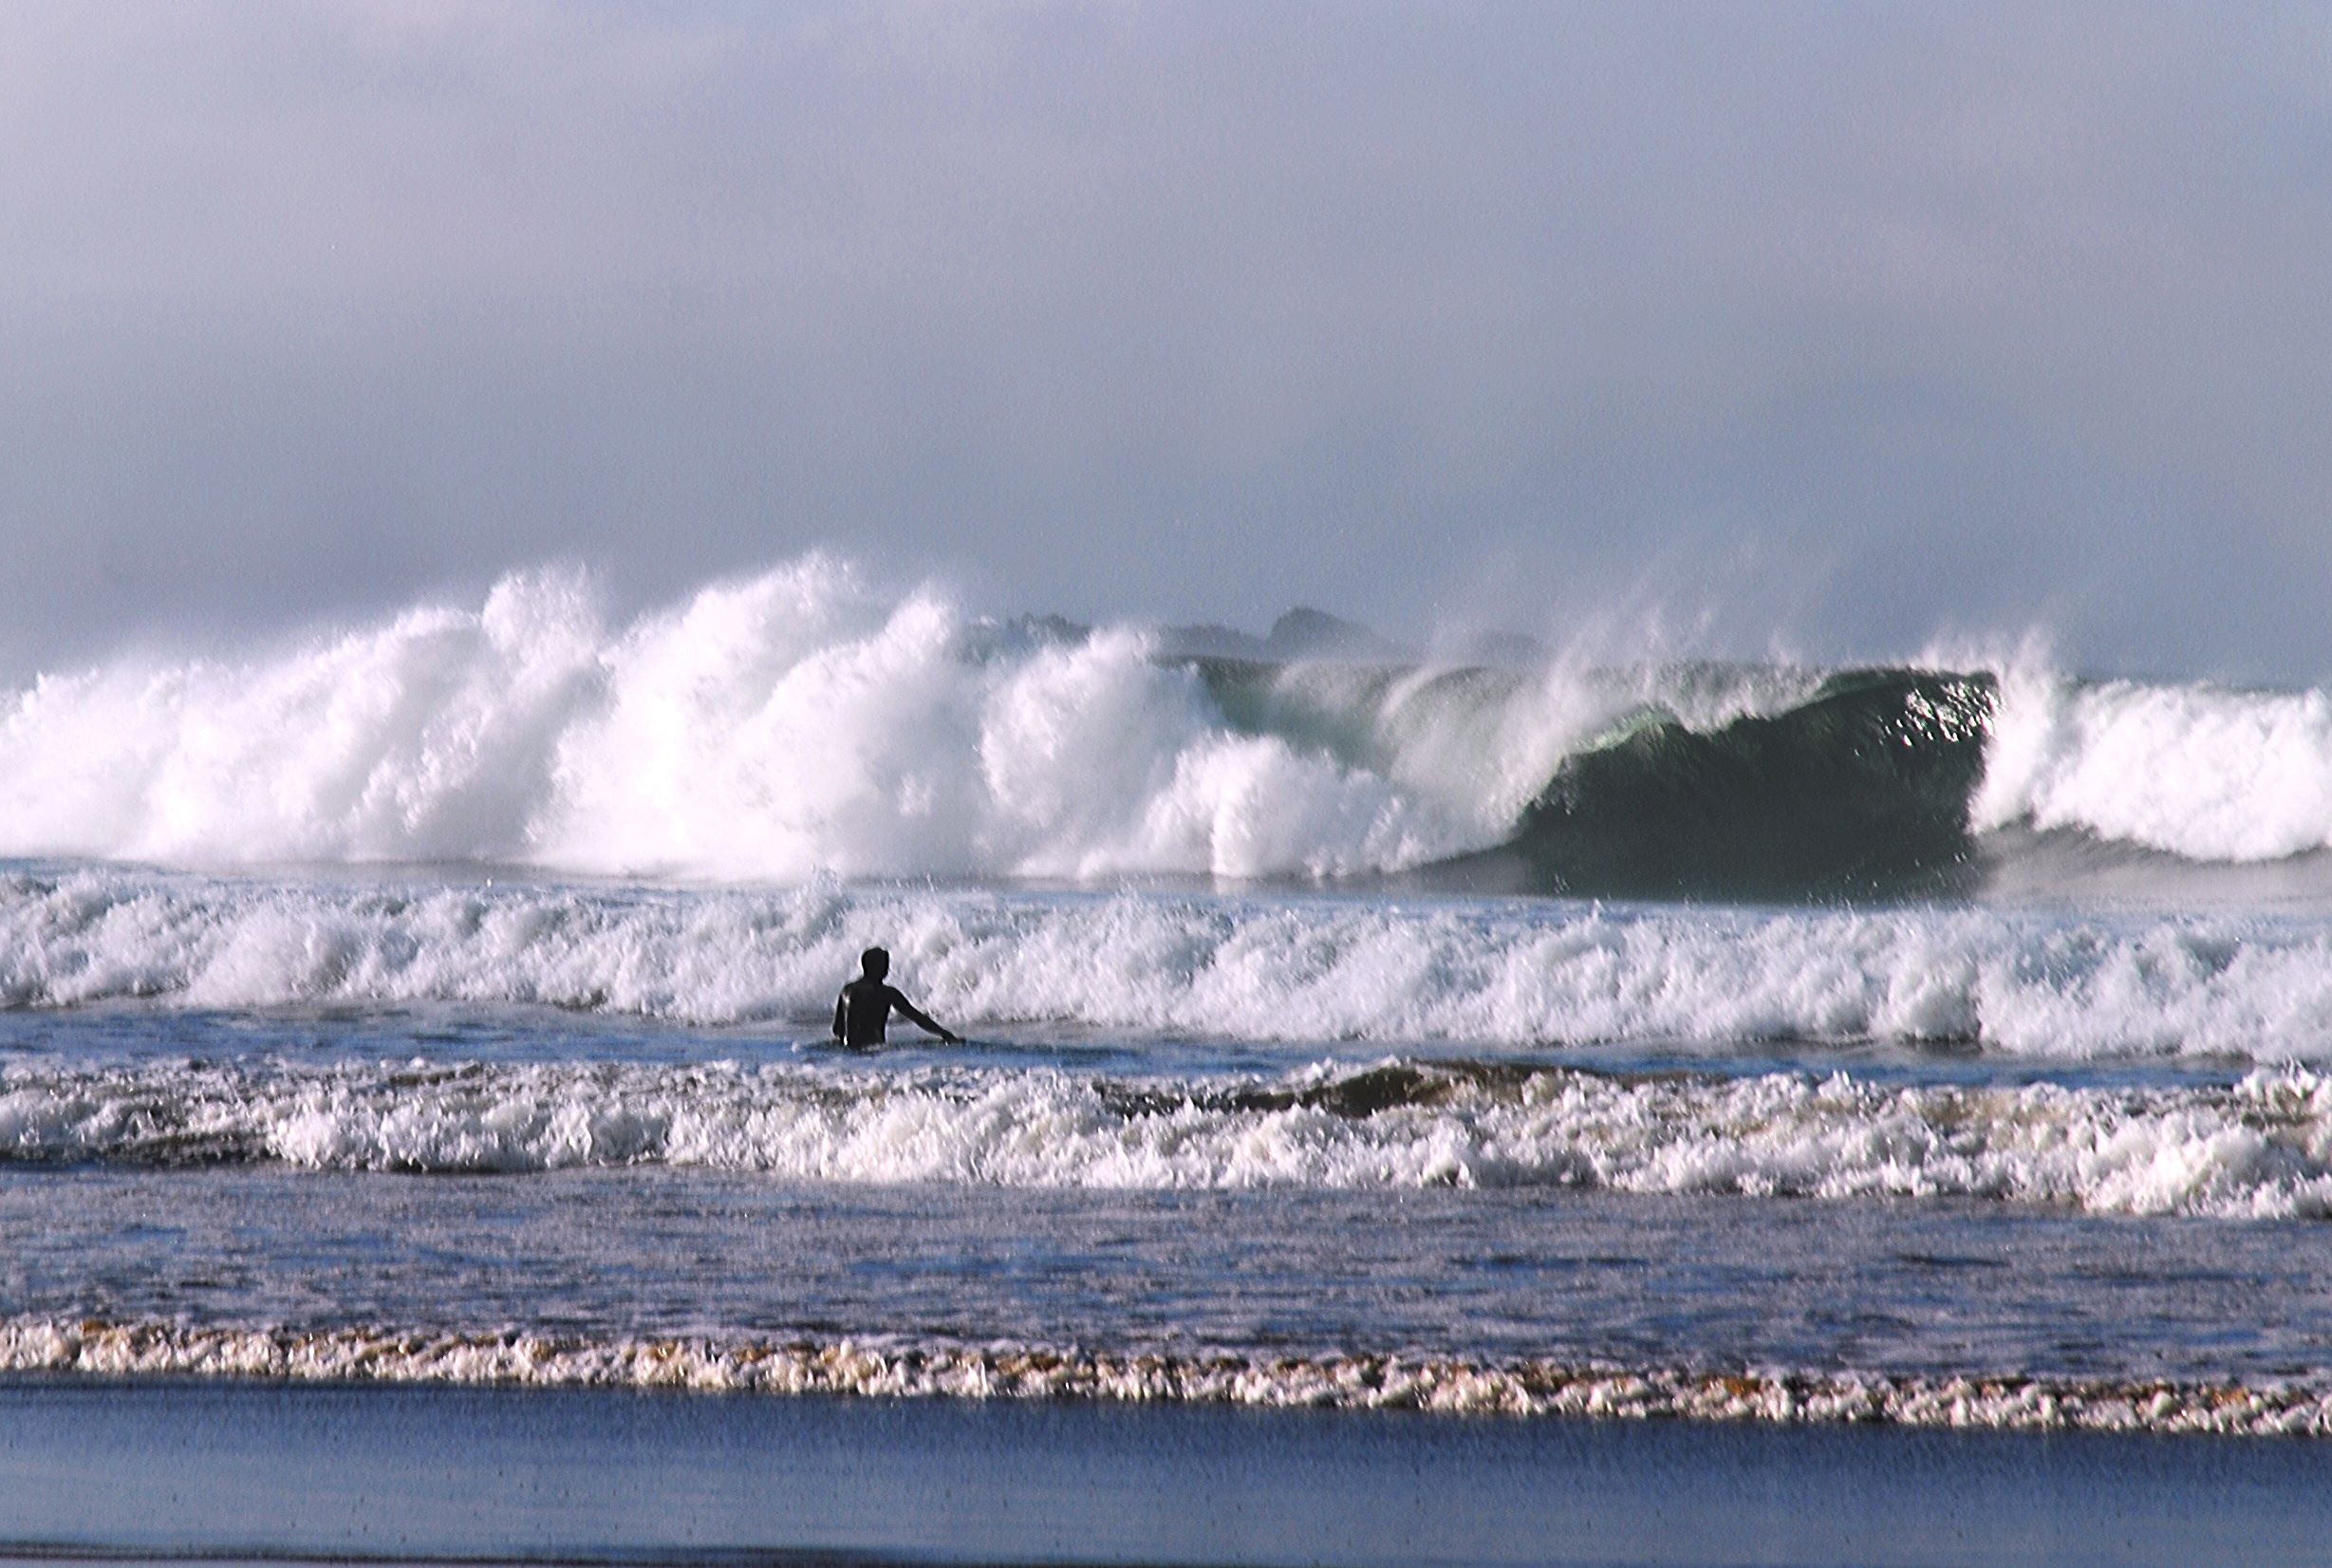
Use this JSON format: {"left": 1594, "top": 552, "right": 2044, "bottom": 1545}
{"left": 14, "top": 868, "right": 2332, "bottom": 1059}
{"left": 8, "top": 1317, "right": 2328, "bottom": 1435}
{"left": 9, "top": 556, "right": 2332, "bottom": 896}
{"left": 9, "top": 1052, "right": 2332, "bottom": 1218}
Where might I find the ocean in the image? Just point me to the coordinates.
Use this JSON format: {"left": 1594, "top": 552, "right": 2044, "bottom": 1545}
{"left": 7, "top": 559, "right": 2332, "bottom": 1559}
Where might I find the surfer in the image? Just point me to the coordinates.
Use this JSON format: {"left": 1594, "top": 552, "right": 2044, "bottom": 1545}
{"left": 831, "top": 946, "right": 961, "bottom": 1048}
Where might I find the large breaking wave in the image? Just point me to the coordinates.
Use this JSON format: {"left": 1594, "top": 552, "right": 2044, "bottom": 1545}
{"left": 6, "top": 554, "right": 2332, "bottom": 897}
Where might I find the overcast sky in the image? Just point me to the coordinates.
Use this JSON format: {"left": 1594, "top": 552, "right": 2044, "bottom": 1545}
{"left": 4, "top": 2, "right": 2329, "bottom": 680}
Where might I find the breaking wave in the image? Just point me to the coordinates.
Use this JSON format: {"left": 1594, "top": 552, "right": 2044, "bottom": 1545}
{"left": 15, "top": 868, "right": 2332, "bottom": 1058}
{"left": 7, "top": 1317, "right": 2328, "bottom": 1436}
{"left": 9, "top": 555, "right": 2332, "bottom": 896}
{"left": 9, "top": 1053, "right": 2332, "bottom": 1218}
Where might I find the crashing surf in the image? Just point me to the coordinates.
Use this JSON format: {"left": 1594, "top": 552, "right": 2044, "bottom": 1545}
{"left": 9, "top": 556, "right": 2332, "bottom": 898}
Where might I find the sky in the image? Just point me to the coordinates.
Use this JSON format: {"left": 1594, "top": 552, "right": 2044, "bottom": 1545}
{"left": 3, "top": 2, "right": 2329, "bottom": 681}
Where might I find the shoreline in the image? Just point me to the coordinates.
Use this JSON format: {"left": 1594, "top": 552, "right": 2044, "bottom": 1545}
{"left": 7, "top": 1317, "right": 2330, "bottom": 1439}
{"left": 8, "top": 1377, "right": 2332, "bottom": 1568}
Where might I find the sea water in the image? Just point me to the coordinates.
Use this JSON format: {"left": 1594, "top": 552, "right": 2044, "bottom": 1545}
{"left": 6, "top": 558, "right": 2332, "bottom": 1445}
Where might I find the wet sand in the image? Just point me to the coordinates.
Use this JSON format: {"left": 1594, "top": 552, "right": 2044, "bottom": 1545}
{"left": 4, "top": 1378, "right": 2330, "bottom": 1567}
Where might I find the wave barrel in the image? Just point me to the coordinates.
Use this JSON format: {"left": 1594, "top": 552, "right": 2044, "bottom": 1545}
{"left": 1507, "top": 670, "right": 1998, "bottom": 900}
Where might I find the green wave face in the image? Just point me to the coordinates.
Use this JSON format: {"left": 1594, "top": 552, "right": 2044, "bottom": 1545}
{"left": 1510, "top": 670, "right": 1999, "bottom": 900}
{"left": 1192, "top": 656, "right": 2000, "bottom": 901}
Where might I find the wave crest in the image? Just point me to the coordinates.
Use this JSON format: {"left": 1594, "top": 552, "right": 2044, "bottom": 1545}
{"left": 0, "top": 561, "right": 1491, "bottom": 882}
{"left": 12, "top": 557, "right": 2332, "bottom": 891}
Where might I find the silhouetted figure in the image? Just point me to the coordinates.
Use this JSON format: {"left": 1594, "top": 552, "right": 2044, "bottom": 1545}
{"left": 832, "top": 946, "right": 960, "bottom": 1048}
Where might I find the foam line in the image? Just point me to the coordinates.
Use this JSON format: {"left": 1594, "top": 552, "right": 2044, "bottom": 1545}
{"left": 9, "top": 1055, "right": 2332, "bottom": 1218}
{"left": 5, "top": 1317, "right": 2324, "bottom": 1436}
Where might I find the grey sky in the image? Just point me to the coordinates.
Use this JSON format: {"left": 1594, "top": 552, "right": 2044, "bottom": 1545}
{"left": 4, "top": 2, "right": 2328, "bottom": 680}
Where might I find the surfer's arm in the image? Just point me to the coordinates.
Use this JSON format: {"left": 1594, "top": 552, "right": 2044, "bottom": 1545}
{"left": 890, "top": 989, "right": 961, "bottom": 1044}
{"left": 831, "top": 991, "right": 848, "bottom": 1041}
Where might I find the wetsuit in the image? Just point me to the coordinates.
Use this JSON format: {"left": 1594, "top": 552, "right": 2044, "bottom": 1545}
{"left": 832, "top": 977, "right": 953, "bottom": 1047}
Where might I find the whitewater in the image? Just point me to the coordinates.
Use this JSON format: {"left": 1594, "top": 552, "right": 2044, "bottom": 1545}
{"left": 11, "top": 555, "right": 2332, "bottom": 1437}
{"left": 10, "top": 868, "right": 2332, "bottom": 1058}
{"left": 13, "top": 554, "right": 2332, "bottom": 887}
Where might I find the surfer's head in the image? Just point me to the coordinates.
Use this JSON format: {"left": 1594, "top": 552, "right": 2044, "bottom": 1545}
{"left": 860, "top": 946, "right": 889, "bottom": 980}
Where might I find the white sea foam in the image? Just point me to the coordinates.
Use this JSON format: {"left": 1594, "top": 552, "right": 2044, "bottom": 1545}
{"left": 8, "top": 1054, "right": 2332, "bottom": 1218}
{"left": 4, "top": 557, "right": 1739, "bottom": 883}
{"left": 1975, "top": 665, "right": 2332, "bottom": 862}
{"left": 12, "top": 869, "right": 2332, "bottom": 1059}
{"left": 5, "top": 1317, "right": 2324, "bottom": 1436}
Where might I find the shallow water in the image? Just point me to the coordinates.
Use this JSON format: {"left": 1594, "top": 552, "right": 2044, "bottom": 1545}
{"left": 7, "top": 1166, "right": 2331, "bottom": 1388}
{"left": 8, "top": 1380, "right": 2332, "bottom": 1568}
